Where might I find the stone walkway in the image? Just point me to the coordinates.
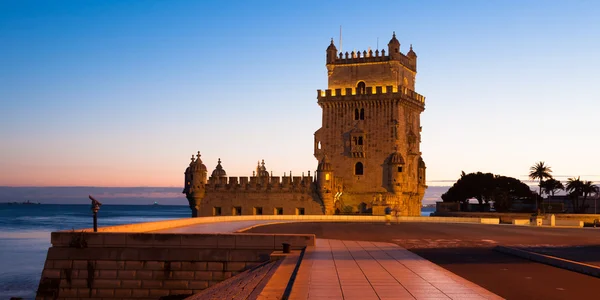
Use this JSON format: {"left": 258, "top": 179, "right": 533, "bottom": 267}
{"left": 153, "top": 220, "right": 294, "bottom": 233}
{"left": 289, "top": 239, "right": 502, "bottom": 300}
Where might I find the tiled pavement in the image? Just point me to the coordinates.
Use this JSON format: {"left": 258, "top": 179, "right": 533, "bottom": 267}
{"left": 289, "top": 239, "right": 503, "bottom": 300}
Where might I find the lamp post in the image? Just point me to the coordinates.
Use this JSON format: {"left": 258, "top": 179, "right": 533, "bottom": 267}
{"left": 89, "top": 195, "right": 102, "bottom": 232}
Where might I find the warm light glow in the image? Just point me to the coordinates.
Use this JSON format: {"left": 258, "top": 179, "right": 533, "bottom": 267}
{"left": 325, "top": 173, "right": 330, "bottom": 180}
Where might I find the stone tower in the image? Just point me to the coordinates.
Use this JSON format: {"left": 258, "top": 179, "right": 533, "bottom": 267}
{"left": 314, "top": 33, "right": 427, "bottom": 216}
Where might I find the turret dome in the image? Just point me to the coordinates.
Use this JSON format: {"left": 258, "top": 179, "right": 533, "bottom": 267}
{"left": 327, "top": 38, "right": 337, "bottom": 52}
{"left": 211, "top": 158, "right": 227, "bottom": 177}
{"left": 256, "top": 159, "right": 269, "bottom": 178}
{"left": 191, "top": 151, "right": 207, "bottom": 172}
{"left": 418, "top": 156, "right": 426, "bottom": 168}
{"left": 388, "top": 151, "right": 405, "bottom": 165}
{"left": 317, "top": 155, "right": 332, "bottom": 171}
{"left": 407, "top": 44, "right": 417, "bottom": 58}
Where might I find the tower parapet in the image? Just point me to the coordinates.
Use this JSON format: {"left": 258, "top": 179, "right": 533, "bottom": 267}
{"left": 327, "top": 32, "right": 417, "bottom": 72}
{"left": 317, "top": 85, "right": 425, "bottom": 106}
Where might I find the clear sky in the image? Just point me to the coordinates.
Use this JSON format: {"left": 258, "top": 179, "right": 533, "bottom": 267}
{"left": 1, "top": 0, "right": 599, "bottom": 187}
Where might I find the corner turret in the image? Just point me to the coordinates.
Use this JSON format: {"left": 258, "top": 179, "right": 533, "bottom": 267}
{"left": 418, "top": 156, "right": 427, "bottom": 192}
{"left": 326, "top": 38, "right": 338, "bottom": 64}
{"left": 387, "top": 151, "right": 407, "bottom": 193}
{"left": 316, "top": 156, "right": 335, "bottom": 214}
{"left": 388, "top": 32, "right": 401, "bottom": 60}
{"left": 407, "top": 44, "right": 417, "bottom": 69}
{"left": 183, "top": 151, "right": 207, "bottom": 217}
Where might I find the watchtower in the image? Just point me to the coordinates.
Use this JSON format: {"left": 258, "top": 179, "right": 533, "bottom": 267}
{"left": 314, "top": 32, "right": 427, "bottom": 216}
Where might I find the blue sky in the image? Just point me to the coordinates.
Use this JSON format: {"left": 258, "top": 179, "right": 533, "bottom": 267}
{"left": 1, "top": 0, "right": 599, "bottom": 187}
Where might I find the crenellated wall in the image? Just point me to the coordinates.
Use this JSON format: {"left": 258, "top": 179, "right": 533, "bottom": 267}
{"left": 331, "top": 49, "right": 416, "bottom": 72}
{"left": 207, "top": 176, "right": 314, "bottom": 191}
{"left": 317, "top": 85, "right": 425, "bottom": 104}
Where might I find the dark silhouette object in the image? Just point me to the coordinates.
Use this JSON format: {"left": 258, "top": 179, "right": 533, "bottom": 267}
{"left": 89, "top": 195, "right": 102, "bottom": 232}
{"left": 384, "top": 206, "right": 392, "bottom": 215}
{"left": 566, "top": 177, "right": 599, "bottom": 213}
{"left": 441, "top": 172, "right": 534, "bottom": 212}
{"left": 529, "top": 161, "right": 553, "bottom": 213}
{"left": 282, "top": 243, "right": 291, "bottom": 253}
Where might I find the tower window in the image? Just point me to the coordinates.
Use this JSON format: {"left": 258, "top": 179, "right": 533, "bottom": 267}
{"left": 397, "top": 166, "right": 403, "bottom": 172}
{"left": 354, "top": 108, "right": 365, "bottom": 120}
{"left": 325, "top": 173, "right": 330, "bottom": 180}
{"left": 355, "top": 162, "right": 364, "bottom": 175}
{"left": 357, "top": 81, "right": 366, "bottom": 95}
{"left": 358, "top": 136, "right": 363, "bottom": 145}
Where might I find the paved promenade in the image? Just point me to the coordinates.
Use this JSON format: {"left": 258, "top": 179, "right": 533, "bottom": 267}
{"left": 290, "top": 239, "right": 501, "bottom": 300}
{"left": 153, "top": 220, "right": 293, "bottom": 233}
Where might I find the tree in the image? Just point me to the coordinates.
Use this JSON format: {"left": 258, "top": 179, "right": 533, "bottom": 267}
{"left": 581, "top": 181, "right": 599, "bottom": 213}
{"left": 541, "top": 178, "right": 564, "bottom": 197}
{"left": 529, "top": 161, "right": 553, "bottom": 211}
{"left": 442, "top": 172, "right": 534, "bottom": 212}
{"left": 566, "top": 177, "right": 583, "bottom": 212}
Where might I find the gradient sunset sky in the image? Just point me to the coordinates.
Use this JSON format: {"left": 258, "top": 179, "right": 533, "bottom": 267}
{"left": 1, "top": 1, "right": 599, "bottom": 187}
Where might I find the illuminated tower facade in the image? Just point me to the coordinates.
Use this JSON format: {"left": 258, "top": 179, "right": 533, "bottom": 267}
{"left": 314, "top": 32, "right": 427, "bottom": 216}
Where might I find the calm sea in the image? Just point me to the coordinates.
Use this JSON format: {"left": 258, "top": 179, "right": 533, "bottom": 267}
{"left": 0, "top": 204, "right": 434, "bottom": 299}
{"left": 0, "top": 204, "right": 189, "bottom": 299}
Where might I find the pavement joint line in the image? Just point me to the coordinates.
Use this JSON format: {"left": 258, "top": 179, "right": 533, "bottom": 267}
{"left": 494, "top": 245, "right": 600, "bottom": 278}
{"left": 359, "top": 240, "right": 418, "bottom": 299}
{"left": 345, "top": 240, "right": 385, "bottom": 299}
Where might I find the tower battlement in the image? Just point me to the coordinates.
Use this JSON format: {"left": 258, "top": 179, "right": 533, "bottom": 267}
{"left": 206, "top": 175, "right": 314, "bottom": 192}
{"left": 317, "top": 85, "right": 425, "bottom": 105}
{"left": 330, "top": 50, "right": 416, "bottom": 72}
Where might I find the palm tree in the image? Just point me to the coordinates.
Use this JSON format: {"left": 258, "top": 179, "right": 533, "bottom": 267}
{"left": 529, "top": 161, "right": 553, "bottom": 212}
{"left": 541, "top": 178, "right": 564, "bottom": 197}
{"left": 581, "top": 181, "right": 599, "bottom": 213}
{"left": 566, "top": 177, "right": 583, "bottom": 212}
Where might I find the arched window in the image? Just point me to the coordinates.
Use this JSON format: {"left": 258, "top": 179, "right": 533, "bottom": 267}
{"left": 357, "top": 136, "right": 363, "bottom": 145}
{"left": 356, "top": 81, "right": 366, "bottom": 95}
{"left": 354, "top": 108, "right": 359, "bottom": 120}
{"left": 355, "top": 162, "right": 364, "bottom": 175}
{"left": 360, "top": 108, "right": 365, "bottom": 120}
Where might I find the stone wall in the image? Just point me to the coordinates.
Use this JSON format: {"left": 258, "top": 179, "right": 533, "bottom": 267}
{"left": 199, "top": 190, "right": 324, "bottom": 217}
{"left": 37, "top": 232, "right": 314, "bottom": 299}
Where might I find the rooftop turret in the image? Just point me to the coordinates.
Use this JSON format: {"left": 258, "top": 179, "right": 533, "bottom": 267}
{"left": 256, "top": 159, "right": 269, "bottom": 178}
{"left": 211, "top": 158, "right": 227, "bottom": 177}
{"left": 326, "top": 38, "right": 338, "bottom": 64}
{"left": 388, "top": 32, "right": 401, "bottom": 59}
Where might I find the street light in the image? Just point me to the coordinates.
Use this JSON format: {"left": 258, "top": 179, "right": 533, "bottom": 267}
{"left": 89, "top": 195, "right": 102, "bottom": 232}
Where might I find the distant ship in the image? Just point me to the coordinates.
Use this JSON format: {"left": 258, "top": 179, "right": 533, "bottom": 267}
{"left": 153, "top": 201, "right": 159, "bottom": 206}
{"left": 7, "top": 200, "right": 40, "bottom": 205}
